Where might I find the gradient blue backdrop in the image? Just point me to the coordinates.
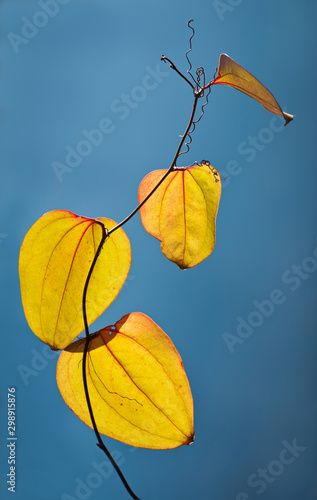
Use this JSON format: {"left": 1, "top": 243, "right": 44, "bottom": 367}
{"left": 1, "top": 1, "right": 316, "bottom": 499}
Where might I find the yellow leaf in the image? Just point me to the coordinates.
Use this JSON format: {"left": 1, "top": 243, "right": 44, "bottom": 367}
{"left": 56, "top": 312, "right": 194, "bottom": 450}
{"left": 138, "top": 164, "right": 221, "bottom": 269}
{"left": 213, "top": 53, "right": 293, "bottom": 126}
{"left": 19, "top": 210, "right": 131, "bottom": 350}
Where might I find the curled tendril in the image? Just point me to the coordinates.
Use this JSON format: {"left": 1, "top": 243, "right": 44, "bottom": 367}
{"left": 195, "top": 66, "right": 205, "bottom": 93}
{"left": 178, "top": 84, "right": 211, "bottom": 160}
{"left": 198, "top": 160, "right": 220, "bottom": 182}
{"left": 177, "top": 126, "right": 194, "bottom": 159}
{"left": 165, "top": 19, "right": 213, "bottom": 164}
{"left": 185, "top": 19, "right": 197, "bottom": 85}
{"left": 195, "top": 84, "right": 211, "bottom": 124}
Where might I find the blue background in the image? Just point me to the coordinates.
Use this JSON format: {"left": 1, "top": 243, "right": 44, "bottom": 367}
{"left": 1, "top": 1, "right": 316, "bottom": 499}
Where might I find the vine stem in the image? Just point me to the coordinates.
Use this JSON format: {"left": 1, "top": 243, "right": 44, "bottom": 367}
{"left": 108, "top": 90, "right": 201, "bottom": 236}
{"left": 81, "top": 59, "right": 204, "bottom": 499}
{"left": 161, "top": 54, "right": 195, "bottom": 90}
{"left": 82, "top": 222, "right": 140, "bottom": 500}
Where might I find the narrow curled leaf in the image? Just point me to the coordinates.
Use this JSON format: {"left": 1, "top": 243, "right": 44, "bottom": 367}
{"left": 19, "top": 210, "right": 131, "bottom": 350}
{"left": 213, "top": 53, "right": 293, "bottom": 126}
{"left": 138, "top": 164, "right": 221, "bottom": 269}
{"left": 57, "top": 312, "right": 194, "bottom": 450}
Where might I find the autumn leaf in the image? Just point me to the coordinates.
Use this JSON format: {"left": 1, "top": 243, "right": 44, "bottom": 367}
{"left": 56, "top": 312, "right": 194, "bottom": 450}
{"left": 19, "top": 210, "right": 131, "bottom": 350}
{"left": 138, "top": 164, "right": 221, "bottom": 269}
{"left": 212, "top": 53, "right": 293, "bottom": 126}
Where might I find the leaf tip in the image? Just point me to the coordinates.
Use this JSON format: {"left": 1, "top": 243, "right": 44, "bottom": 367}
{"left": 283, "top": 111, "right": 294, "bottom": 126}
{"left": 185, "top": 432, "right": 195, "bottom": 446}
{"left": 50, "top": 345, "right": 60, "bottom": 352}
